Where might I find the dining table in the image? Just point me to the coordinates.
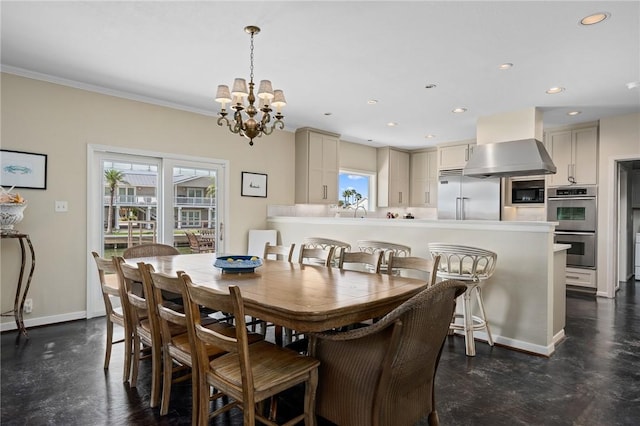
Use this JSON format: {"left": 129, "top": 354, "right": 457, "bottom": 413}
{"left": 124, "top": 252, "right": 429, "bottom": 334}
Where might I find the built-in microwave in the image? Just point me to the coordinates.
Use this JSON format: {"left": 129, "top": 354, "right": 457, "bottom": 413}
{"left": 511, "top": 179, "right": 545, "bottom": 204}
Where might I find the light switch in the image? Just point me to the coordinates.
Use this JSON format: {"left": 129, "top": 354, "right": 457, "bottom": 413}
{"left": 55, "top": 201, "right": 68, "bottom": 212}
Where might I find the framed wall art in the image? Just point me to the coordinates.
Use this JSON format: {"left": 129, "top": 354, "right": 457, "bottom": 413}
{"left": 241, "top": 172, "right": 267, "bottom": 198}
{"left": 0, "top": 149, "right": 48, "bottom": 190}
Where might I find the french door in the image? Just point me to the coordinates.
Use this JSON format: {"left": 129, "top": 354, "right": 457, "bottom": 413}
{"left": 86, "top": 145, "right": 227, "bottom": 318}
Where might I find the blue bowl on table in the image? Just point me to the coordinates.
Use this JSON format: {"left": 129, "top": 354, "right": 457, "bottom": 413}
{"left": 214, "top": 255, "right": 263, "bottom": 273}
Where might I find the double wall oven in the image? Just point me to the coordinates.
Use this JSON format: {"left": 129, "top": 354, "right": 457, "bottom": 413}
{"left": 547, "top": 186, "right": 597, "bottom": 269}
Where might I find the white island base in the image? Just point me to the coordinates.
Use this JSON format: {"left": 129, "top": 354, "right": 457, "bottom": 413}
{"left": 268, "top": 216, "right": 568, "bottom": 357}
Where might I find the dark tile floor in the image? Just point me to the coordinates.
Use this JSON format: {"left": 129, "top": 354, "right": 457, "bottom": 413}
{"left": 2, "top": 280, "right": 639, "bottom": 425}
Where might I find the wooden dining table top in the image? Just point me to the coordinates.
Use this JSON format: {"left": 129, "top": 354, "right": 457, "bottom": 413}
{"left": 125, "top": 253, "right": 428, "bottom": 332}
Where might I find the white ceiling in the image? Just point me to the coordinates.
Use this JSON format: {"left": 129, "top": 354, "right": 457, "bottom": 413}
{"left": 1, "top": 1, "right": 639, "bottom": 150}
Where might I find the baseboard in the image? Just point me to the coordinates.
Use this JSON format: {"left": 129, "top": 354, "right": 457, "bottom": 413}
{"left": 455, "top": 330, "right": 557, "bottom": 357}
{"left": 0, "top": 311, "right": 87, "bottom": 332}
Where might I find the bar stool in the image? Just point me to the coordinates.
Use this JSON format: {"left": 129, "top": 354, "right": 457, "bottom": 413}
{"left": 428, "top": 243, "right": 497, "bottom": 356}
{"left": 356, "top": 240, "right": 411, "bottom": 273}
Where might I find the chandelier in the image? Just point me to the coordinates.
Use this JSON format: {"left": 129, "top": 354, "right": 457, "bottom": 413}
{"left": 215, "top": 25, "right": 286, "bottom": 146}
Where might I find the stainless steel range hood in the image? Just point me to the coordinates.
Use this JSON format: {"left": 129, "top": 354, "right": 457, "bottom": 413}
{"left": 463, "top": 139, "right": 556, "bottom": 178}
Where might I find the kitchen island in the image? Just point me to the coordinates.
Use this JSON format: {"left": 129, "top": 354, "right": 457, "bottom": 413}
{"left": 267, "top": 216, "right": 567, "bottom": 356}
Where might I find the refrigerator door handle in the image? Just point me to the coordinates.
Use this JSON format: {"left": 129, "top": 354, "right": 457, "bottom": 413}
{"left": 455, "top": 197, "right": 462, "bottom": 220}
{"left": 461, "top": 197, "right": 469, "bottom": 220}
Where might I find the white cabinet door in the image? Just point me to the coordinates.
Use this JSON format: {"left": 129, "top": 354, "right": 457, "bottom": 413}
{"left": 546, "top": 125, "right": 597, "bottom": 186}
{"left": 438, "top": 144, "right": 473, "bottom": 170}
{"left": 377, "top": 147, "right": 410, "bottom": 207}
{"left": 410, "top": 150, "right": 437, "bottom": 207}
{"left": 547, "top": 131, "right": 572, "bottom": 186}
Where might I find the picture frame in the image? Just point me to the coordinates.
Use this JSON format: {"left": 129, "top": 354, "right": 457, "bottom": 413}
{"left": 241, "top": 172, "right": 267, "bottom": 198}
{"left": 0, "top": 149, "right": 48, "bottom": 190}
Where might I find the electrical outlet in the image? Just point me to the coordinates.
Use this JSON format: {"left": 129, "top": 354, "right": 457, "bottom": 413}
{"left": 23, "top": 298, "right": 33, "bottom": 314}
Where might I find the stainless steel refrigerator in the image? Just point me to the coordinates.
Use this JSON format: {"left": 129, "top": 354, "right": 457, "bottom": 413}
{"left": 437, "top": 170, "right": 501, "bottom": 220}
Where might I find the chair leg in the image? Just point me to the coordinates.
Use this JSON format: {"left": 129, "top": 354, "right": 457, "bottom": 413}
{"left": 123, "top": 328, "right": 133, "bottom": 383}
{"left": 160, "top": 347, "right": 173, "bottom": 415}
{"left": 104, "top": 318, "right": 113, "bottom": 369}
{"left": 130, "top": 335, "right": 141, "bottom": 387}
{"left": 475, "top": 286, "right": 494, "bottom": 346}
{"left": 304, "top": 369, "right": 318, "bottom": 426}
{"left": 428, "top": 410, "right": 440, "bottom": 426}
{"left": 191, "top": 363, "right": 199, "bottom": 426}
{"left": 150, "top": 343, "right": 162, "bottom": 408}
{"left": 462, "top": 287, "right": 476, "bottom": 357}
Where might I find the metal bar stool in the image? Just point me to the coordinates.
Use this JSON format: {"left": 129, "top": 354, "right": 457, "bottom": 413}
{"left": 428, "top": 243, "right": 497, "bottom": 356}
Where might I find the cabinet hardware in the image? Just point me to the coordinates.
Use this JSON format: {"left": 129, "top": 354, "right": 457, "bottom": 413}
{"left": 567, "top": 275, "right": 580, "bottom": 280}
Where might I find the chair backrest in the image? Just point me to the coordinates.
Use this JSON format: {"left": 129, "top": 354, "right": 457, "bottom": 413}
{"left": 263, "top": 242, "right": 295, "bottom": 262}
{"left": 298, "top": 244, "right": 335, "bottom": 267}
{"left": 114, "top": 257, "right": 160, "bottom": 339}
{"left": 184, "top": 283, "right": 254, "bottom": 394}
{"left": 123, "top": 243, "right": 179, "bottom": 259}
{"left": 91, "top": 251, "right": 121, "bottom": 314}
{"left": 428, "top": 243, "right": 497, "bottom": 281}
{"left": 387, "top": 255, "right": 441, "bottom": 287}
{"left": 303, "top": 237, "right": 351, "bottom": 264}
{"left": 357, "top": 240, "right": 411, "bottom": 268}
{"left": 338, "top": 250, "right": 383, "bottom": 273}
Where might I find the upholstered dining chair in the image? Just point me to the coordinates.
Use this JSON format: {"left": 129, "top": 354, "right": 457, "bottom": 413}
{"left": 91, "top": 252, "right": 131, "bottom": 382}
{"left": 185, "top": 282, "right": 320, "bottom": 426}
{"left": 123, "top": 243, "right": 180, "bottom": 259}
{"left": 309, "top": 279, "right": 467, "bottom": 426}
{"left": 387, "top": 254, "right": 441, "bottom": 287}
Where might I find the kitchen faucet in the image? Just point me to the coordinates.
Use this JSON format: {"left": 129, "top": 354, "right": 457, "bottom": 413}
{"left": 354, "top": 205, "right": 367, "bottom": 218}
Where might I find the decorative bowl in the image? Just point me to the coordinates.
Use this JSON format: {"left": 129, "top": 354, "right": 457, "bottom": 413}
{"left": 0, "top": 202, "right": 27, "bottom": 233}
{"left": 214, "top": 255, "right": 263, "bottom": 274}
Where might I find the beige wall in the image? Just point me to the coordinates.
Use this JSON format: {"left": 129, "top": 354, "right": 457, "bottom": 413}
{"left": 0, "top": 73, "right": 295, "bottom": 326}
{"left": 597, "top": 112, "right": 640, "bottom": 295}
{"left": 339, "top": 140, "right": 377, "bottom": 172}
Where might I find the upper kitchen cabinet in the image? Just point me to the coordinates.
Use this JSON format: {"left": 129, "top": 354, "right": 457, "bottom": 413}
{"left": 295, "top": 127, "right": 340, "bottom": 204}
{"left": 545, "top": 124, "right": 598, "bottom": 186}
{"left": 410, "top": 150, "right": 437, "bottom": 207}
{"left": 437, "top": 143, "right": 476, "bottom": 170}
{"left": 378, "top": 147, "right": 410, "bottom": 208}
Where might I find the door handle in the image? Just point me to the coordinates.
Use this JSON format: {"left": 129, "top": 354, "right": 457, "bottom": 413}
{"left": 219, "top": 222, "right": 224, "bottom": 242}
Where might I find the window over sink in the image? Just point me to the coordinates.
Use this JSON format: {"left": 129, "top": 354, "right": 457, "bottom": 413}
{"left": 339, "top": 169, "right": 376, "bottom": 212}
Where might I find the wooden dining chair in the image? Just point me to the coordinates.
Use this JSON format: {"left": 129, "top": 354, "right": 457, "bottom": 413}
{"left": 298, "top": 244, "right": 335, "bottom": 267}
{"left": 185, "top": 282, "right": 320, "bottom": 426}
{"left": 338, "top": 250, "right": 383, "bottom": 273}
{"left": 302, "top": 237, "right": 350, "bottom": 266}
{"left": 263, "top": 242, "right": 295, "bottom": 262}
{"left": 123, "top": 243, "right": 180, "bottom": 259}
{"left": 387, "top": 254, "right": 441, "bottom": 287}
{"left": 113, "top": 257, "right": 172, "bottom": 408}
{"left": 91, "top": 252, "right": 131, "bottom": 381}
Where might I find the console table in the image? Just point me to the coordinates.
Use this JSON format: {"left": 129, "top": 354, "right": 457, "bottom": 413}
{"left": 1, "top": 232, "right": 35, "bottom": 338}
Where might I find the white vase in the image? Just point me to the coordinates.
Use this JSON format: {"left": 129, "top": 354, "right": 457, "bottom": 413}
{"left": 0, "top": 202, "right": 27, "bottom": 232}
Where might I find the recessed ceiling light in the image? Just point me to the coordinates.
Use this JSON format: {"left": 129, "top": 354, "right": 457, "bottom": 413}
{"left": 324, "top": 112, "right": 332, "bottom": 116}
{"left": 567, "top": 111, "right": 581, "bottom": 116}
{"left": 387, "top": 122, "right": 398, "bottom": 127}
{"left": 546, "top": 87, "right": 565, "bottom": 94}
{"left": 580, "top": 12, "right": 610, "bottom": 26}
{"left": 367, "top": 99, "right": 378, "bottom": 105}
{"left": 498, "top": 63, "right": 513, "bottom": 70}
{"left": 425, "top": 84, "right": 437, "bottom": 89}
{"left": 626, "top": 81, "right": 640, "bottom": 90}
{"left": 452, "top": 107, "right": 467, "bottom": 113}
{"left": 425, "top": 134, "right": 436, "bottom": 139}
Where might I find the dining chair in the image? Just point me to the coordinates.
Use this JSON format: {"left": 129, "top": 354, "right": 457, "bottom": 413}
{"left": 298, "top": 244, "right": 335, "bottom": 267}
{"left": 357, "top": 240, "right": 411, "bottom": 273}
{"left": 309, "top": 279, "right": 467, "bottom": 426}
{"left": 387, "top": 254, "right": 441, "bottom": 287}
{"left": 263, "top": 242, "right": 295, "bottom": 262}
{"left": 185, "top": 231, "right": 215, "bottom": 254}
{"left": 113, "top": 257, "right": 172, "bottom": 408}
{"left": 123, "top": 243, "right": 180, "bottom": 259}
{"left": 302, "top": 237, "right": 351, "bottom": 266}
{"left": 185, "top": 282, "right": 320, "bottom": 426}
{"left": 338, "top": 250, "right": 383, "bottom": 274}
{"left": 428, "top": 243, "right": 497, "bottom": 357}
{"left": 91, "top": 252, "right": 131, "bottom": 381}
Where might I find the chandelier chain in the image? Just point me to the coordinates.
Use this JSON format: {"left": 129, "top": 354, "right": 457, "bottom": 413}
{"left": 249, "top": 31, "right": 254, "bottom": 83}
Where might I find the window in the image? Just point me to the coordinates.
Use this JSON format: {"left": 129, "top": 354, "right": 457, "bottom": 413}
{"left": 339, "top": 169, "right": 376, "bottom": 211}
{"left": 181, "top": 210, "right": 201, "bottom": 227}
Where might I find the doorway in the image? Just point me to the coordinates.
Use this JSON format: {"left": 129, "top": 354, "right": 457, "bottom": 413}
{"left": 86, "top": 145, "right": 228, "bottom": 318}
